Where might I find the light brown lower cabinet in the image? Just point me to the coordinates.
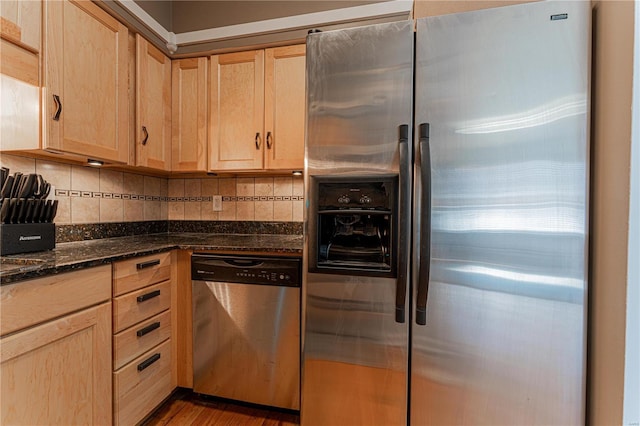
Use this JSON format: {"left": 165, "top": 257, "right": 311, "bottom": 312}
{"left": 114, "top": 339, "right": 173, "bottom": 426}
{"left": 1, "top": 303, "right": 112, "bottom": 425}
{"left": 112, "top": 252, "right": 177, "bottom": 425}
{"left": 0, "top": 265, "right": 113, "bottom": 425}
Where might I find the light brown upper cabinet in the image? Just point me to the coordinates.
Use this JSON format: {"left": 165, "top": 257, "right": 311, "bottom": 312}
{"left": 43, "top": 0, "right": 129, "bottom": 164}
{"left": 172, "top": 58, "right": 208, "bottom": 172}
{"left": 209, "top": 44, "right": 305, "bottom": 172}
{"left": 0, "top": 0, "right": 40, "bottom": 152}
{"left": 136, "top": 35, "right": 172, "bottom": 171}
{"left": 0, "top": 0, "right": 40, "bottom": 53}
{"left": 264, "top": 45, "right": 306, "bottom": 170}
{"left": 209, "top": 50, "right": 265, "bottom": 171}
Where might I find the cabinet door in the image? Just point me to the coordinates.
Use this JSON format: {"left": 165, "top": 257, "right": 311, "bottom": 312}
{"left": 1, "top": 302, "right": 112, "bottom": 425}
{"left": 43, "top": 0, "right": 128, "bottom": 163}
{"left": 209, "top": 50, "right": 264, "bottom": 171}
{"left": 136, "top": 35, "right": 172, "bottom": 171}
{"left": 0, "top": 0, "right": 40, "bottom": 52}
{"left": 264, "top": 45, "right": 306, "bottom": 170}
{"left": 172, "top": 57, "right": 208, "bottom": 172}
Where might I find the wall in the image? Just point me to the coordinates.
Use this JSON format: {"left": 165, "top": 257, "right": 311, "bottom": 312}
{"left": 590, "top": 1, "right": 635, "bottom": 424}
{"left": 623, "top": 1, "right": 639, "bottom": 423}
{"left": 0, "top": 154, "right": 304, "bottom": 224}
{"left": 413, "top": 1, "right": 636, "bottom": 424}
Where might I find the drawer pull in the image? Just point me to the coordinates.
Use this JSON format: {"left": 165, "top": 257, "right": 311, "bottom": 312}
{"left": 137, "top": 259, "right": 161, "bottom": 270}
{"left": 137, "top": 353, "right": 161, "bottom": 371}
{"left": 137, "top": 290, "right": 160, "bottom": 303}
{"left": 136, "top": 321, "right": 161, "bottom": 337}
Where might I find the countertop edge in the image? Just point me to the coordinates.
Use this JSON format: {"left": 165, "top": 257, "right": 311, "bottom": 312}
{"left": 1, "top": 234, "right": 303, "bottom": 285}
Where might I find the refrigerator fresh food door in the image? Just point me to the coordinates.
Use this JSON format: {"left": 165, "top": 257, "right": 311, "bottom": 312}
{"left": 412, "top": 2, "right": 590, "bottom": 425}
{"left": 303, "top": 21, "right": 413, "bottom": 426}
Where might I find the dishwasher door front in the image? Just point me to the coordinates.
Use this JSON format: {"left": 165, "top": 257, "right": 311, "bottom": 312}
{"left": 192, "top": 279, "right": 300, "bottom": 410}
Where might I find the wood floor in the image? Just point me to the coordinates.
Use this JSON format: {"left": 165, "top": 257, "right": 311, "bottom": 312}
{"left": 143, "top": 389, "right": 300, "bottom": 426}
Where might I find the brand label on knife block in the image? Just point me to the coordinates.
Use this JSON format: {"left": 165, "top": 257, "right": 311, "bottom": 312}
{"left": 0, "top": 223, "right": 55, "bottom": 255}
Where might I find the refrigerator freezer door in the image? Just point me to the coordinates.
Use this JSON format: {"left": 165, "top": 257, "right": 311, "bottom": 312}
{"left": 305, "top": 20, "right": 414, "bottom": 177}
{"left": 303, "top": 21, "right": 413, "bottom": 426}
{"left": 412, "top": 2, "right": 590, "bottom": 425}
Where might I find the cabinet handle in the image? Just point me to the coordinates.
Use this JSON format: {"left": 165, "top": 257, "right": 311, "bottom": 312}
{"left": 136, "top": 259, "right": 160, "bottom": 270}
{"left": 255, "top": 132, "right": 261, "bottom": 149}
{"left": 52, "top": 95, "right": 62, "bottom": 121}
{"left": 137, "top": 289, "right": 160, "bottom": 303}
{"left": 266, "top": 131, "right": 273, "bottom": 149}
{"left": 137, "top": 353, "right": 161, "bottom": 371}
{"left": 136, "top": 321, "right": 161, "bottom": 337}
{"left": 141, "top": 126, "right": 149, "bottom": 145}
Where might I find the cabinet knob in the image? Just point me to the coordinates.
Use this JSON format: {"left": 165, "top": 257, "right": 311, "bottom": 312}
{"left": 255, "top": 132, "right": 261, "bottom": 149}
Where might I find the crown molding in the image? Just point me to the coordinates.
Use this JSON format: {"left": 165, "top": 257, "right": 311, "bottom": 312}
{"left": 113, "top": 0, "right": 412, "bottom": 54}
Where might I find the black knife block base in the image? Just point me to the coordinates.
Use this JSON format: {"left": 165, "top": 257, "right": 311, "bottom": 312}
{"left": 0, "top": 223, "right": 55, "bottom": 255}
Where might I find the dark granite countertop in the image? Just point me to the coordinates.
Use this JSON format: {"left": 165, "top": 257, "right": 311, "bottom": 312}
{"left": 0, "top": 233, "right": 303, "bottom": 285}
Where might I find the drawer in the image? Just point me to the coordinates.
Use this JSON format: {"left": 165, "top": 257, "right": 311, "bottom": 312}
{"left": 113, "top": 339, "right": 172, "bottom": 426}
{"left": 113, "top": 252, "right": 171, "bottom": 296}
{"left": 113, "top": 310, "right": 171, "bottom": 370}
{"left": 113, "top": 280, "right": 171, "bottom": 333}
{"left": 1, "top": 265, "right": 111, "bottom": 336}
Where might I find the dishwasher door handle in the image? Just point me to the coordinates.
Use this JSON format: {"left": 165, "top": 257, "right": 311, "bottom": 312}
{"left": 223, "top": 259, "right": 264, "bottom": 267}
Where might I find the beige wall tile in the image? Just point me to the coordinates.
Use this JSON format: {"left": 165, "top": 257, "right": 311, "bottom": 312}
{"left": 293, "top": 200, "right": 303, "bottom": 221}
{"left": 160, "top": 178, "right": 168, "bottom": 198}
{"left": 123, "top": 173, "right": 144, "bottom": 196}
{"left": 237, "top": 178, "right": 254, "bottom": 196}
{"left": 124, "top": 200, "right": 144, "bottom": 222}
{"left": 144, "top": 200, "right": 162, "bottom": 220}
{"left": 100, "top": 198, "right": 124, "bottom": 222}
{"left": 184, "top": 179, "right": 201, "bottom": 197}
{"left": 168, "top": 201, "right": 184, "bottom": 220}
{"left": 54, "top": 197, "right": 71, "bottom": 224}
{"left": 255, "top": 177, "right": 274, "bottom": 196}
{"left": 99, "top": 169, "right": 123, "bottom": 193}
{"left": 254, "top": 200, "right": 274, "bottom": 221}
{"left": 36, "top": 159, "right": 71, "bottom": 191}
{"left": 169, "top": 179, "right": 185, "bottom": 197}
{"left": 236, "top": 201, "right": 254, "bottom": 221}
{"left": 144, "top": 176, "right": 162, "bottom": 196}
{"left": 219, "top": 201, "right": 236, "bottom": 220}
{"left": 184, "top": 201, "right": 201, "bottom": 220}
{"left": 274, "top": 177, "right": 293, "bottom": 196}
{"left": 201, "top": 178, "right": 218, "bottom": 196}
{"left": 219, "top": 178, "right": 236, "bottom": 196}
{"left": 71, "top": 197, "right": 99, "bottom": 223}
{"left": 201, "top": 202, "right": 219, "bottom": 220}
{"left": 293, "top": 176, "right": 304, "bottom": 196}
{"left": 71, "top": 166, "right": 99, "bottom": 192}
{"left": 273, "top": 201, "right": 293, "bottom": 221}
{"left": 160, "top": 200, "right": 168, "bottom": 220}
{"left": 0, "top": 154, "right": 35, "bottom": 174}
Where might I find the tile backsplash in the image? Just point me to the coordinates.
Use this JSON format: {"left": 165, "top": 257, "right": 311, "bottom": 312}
{"left": 0, "top": 154, "right": 304, "bottom": 224}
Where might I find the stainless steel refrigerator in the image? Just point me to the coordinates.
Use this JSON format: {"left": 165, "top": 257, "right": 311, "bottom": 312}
{"left": 302, "top": 1, "right": 590, "bottom": 425}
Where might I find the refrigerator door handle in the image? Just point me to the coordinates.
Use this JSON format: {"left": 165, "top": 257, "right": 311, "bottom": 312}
{"left": 396, "top": 124, "right": 410, "bottom": 323}
{"left": 416, "top": 123, "right": 431, "bottom": 326}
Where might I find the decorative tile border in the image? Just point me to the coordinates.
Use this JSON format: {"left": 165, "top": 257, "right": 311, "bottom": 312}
{"left": 54, "top": 189, "right": 305, "bottom": 203}
{"left": 221, "top": 196, "right": 304, "bottom": 202}
{"left": 56, "top": 189, "right": 170, "bottom": 201}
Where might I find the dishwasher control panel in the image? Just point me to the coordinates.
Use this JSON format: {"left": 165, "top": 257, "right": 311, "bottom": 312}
{"left": 191, "top": 254, "right": 301, "bottom": 287}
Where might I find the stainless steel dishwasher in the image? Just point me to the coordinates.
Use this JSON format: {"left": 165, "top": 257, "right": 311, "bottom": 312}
{"left": 191, "top": 253, "right": 301, "bottom": 410}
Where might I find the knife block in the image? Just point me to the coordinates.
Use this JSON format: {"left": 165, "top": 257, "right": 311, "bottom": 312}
{"left": 0, "top": 223, "right": 55, "bottom": 255}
